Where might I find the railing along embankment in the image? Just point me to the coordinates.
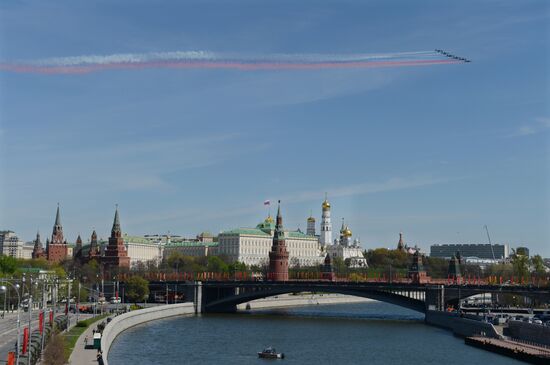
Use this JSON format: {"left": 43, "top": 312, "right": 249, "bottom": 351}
{"left": 101, "top": 303, "right": 195, "bottom": 365}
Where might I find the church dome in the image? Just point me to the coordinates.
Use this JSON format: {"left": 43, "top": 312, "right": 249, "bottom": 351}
{"left": 265, "top": 214, "right": 274, "bottom": 223}
{"left": 343, "top": 225, "right": 352, "bottom": 237}
{"left": 322, "top": 199, "right": 331, "bottom": 209}
{"left": 307, "top": 216, "right": 315, "bottom": 222}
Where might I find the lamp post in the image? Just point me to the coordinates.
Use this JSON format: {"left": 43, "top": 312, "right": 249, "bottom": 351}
{"left": 1, "top": 282, "right": 21, "bottom": 365}
{"left": 66, "top": 278, "right": 72, "bottom": 332}
{"left": 53, "top": 278, "right": 59, "bottom": 331}
{"left": 40, "top": 279, "right": 47, "bottom": 357}
{"left": 27, "top": 277, "right": 33, "bottom": 365}
{"left": 2, "top": 279, "right": 6, "bottom": 318}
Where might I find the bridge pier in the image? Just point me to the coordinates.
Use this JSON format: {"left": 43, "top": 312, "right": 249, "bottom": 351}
{"left": 194, "top": 281, "right": 202, "bottom": 314}
{"left": 425, "top": 285, "right": 445, "bottom": 311}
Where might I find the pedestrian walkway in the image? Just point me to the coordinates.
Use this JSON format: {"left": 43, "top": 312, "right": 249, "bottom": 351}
{"left": 68, "top": 317, "right": 110, "bottom": 365}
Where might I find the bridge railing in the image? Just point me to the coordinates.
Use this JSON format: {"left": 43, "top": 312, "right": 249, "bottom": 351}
{"left": 116, "top": 272, "right": 549, "bottom": 288}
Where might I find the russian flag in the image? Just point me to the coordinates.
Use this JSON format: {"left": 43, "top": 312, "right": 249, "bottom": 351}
{"left": 264, "top": 200, "right": 270, "bottom": 205}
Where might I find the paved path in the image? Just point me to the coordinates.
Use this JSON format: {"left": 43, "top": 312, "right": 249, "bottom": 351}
{"left": 468, "top": 336, "right": 550, "bottom": 357}
{"left": 68, "top": 316, "right": 111, "bottom": 365}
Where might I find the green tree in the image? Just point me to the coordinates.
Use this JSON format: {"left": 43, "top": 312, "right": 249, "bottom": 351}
{"left": 332, "top": 257, "right": 347, "bottom": 275}
{"left": 531, "top": 255, "right": 546, "bottom": 275}
{"left": 166, "top": 252, "right": 196, "bottom": 272}
{"left": 424, "top": 257, "right": 448, "bottom": 278}
{"left": 207, "top": 256, "right": 228, "bottom": 273}
{"left": 125, "top": 276, "right": 149, "bottom": 304}
{"left": 512, "top": 254, "right": 529, "bottom": 278}
{"left": 0, "top": 255, "right": 17, "bottom": 275}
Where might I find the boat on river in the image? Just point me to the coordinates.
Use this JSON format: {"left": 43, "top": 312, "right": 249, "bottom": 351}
{"left": 258, "top": 347, "right": 285, "bottom": 359}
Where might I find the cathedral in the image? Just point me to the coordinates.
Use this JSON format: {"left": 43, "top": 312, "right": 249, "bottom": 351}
{"left": 319, "top": 196, "right": 368, "bottom": 268}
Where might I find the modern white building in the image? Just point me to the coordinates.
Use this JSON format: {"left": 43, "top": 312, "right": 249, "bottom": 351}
{"left": 325, "top": 220, "right": 368, "bottom": 268}
{"left": 163, "top": 240, "right": 219, "bottom": 258}
{"left": 0, "top": 230, "right": 33, "bottom": 259}
{"left": 122, "top": 234, "right": 164, "bottom": 267}
{"left": 217, "top": 215, "right": 324, "bottom": 267}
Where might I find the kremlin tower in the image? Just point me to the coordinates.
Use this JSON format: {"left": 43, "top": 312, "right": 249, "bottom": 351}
{"left": 47, "top": 204, "right": 69, "bottom": 263}
{"left": 73, "top": 234, "right": 83, "bottom": 261}
{"left": 101, "top": 206, "right": 130, "bottom": 273}
{"left": 268, "top": 201, "right": 289, "bottom": 281}
{"left": 32, "top": 231, "right": 45, "bottom": 259}
{"left": 88, "top": 230, "right": 100, "bottom": 261}
{"left": 319, "top": 194, "right": 332, "bottom": 247}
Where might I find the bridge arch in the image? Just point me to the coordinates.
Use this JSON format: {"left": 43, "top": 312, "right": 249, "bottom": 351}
{"left": 202, "top": 284, "right": 427, "bottom": 313}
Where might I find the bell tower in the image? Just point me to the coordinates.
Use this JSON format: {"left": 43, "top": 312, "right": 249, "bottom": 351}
{"left": 320, "top": 193, "right": 332, "bottom": 247}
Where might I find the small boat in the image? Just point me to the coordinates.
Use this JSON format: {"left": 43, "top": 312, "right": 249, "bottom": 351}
{"left": 258, "top": 347, "right": 285, "bottom": 359}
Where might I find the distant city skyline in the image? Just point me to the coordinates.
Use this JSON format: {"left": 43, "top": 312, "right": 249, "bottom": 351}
{"left": 0, "top": 1, "right": 548, "bottom": 256}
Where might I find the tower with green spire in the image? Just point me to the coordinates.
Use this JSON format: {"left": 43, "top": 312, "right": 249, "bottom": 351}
{"left": 102, "top": 205, "right": 130, "bottom": 272}
{"left": 48, "top": 204, "right": 69, "bottom": 263}
{"left": 268, "top": 201, "right": 289, "bottom": 281}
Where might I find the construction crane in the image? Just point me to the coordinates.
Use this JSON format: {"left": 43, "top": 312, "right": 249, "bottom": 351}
{"left": 484, "top": 225, "right": 496, "bottom": 260}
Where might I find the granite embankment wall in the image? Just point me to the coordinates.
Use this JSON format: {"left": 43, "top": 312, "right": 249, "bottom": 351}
{"left": 425, "top": 310, "right": 501, "bottom": 338}
{"left": 101, "top": 303, "right": 195, "bottom": 365}
{"left": 506, "top": 321, "right": 550, "bottom": 346}
{"left": 236, "top": 294, "right": 371, "bottom": 310}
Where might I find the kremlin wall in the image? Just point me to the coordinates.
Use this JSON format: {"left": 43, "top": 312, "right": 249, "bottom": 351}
{"left": 17, "top": 196, "right": 370, "bottom": 271}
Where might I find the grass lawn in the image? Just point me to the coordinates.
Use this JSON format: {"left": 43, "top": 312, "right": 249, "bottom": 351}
{"left": 63, "top": 313, "right": 111, "bottom": 360}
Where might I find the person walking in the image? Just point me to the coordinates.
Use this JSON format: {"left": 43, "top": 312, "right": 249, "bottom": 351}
{"left": 97, "top": 350, "right": 104, "bottom": 365}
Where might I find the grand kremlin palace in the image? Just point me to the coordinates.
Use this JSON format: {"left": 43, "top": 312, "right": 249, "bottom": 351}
{"left": 217, "top": 215, "right": 324, "bottom": 267}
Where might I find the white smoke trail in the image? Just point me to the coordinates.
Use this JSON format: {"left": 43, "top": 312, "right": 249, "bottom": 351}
{"left": 29, "top": 50, "right": 440, "bottom": 67}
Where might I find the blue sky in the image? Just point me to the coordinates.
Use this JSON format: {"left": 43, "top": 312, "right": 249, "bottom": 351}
{"left": 0, "top": 1, "right": 548, "bottom": 256}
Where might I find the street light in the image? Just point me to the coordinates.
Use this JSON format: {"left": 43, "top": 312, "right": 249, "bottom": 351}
{"left": 1, "top": 282, "right": 21, "bottom": 365}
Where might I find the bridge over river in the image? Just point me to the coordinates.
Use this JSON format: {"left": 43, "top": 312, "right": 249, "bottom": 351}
{"left": 143, "top": 279, "right": 550, "bottom": 314}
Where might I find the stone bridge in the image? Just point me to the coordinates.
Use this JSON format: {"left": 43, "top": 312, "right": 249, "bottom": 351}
{"left": 149, "top": 281, "right": 550, "bottom": 314}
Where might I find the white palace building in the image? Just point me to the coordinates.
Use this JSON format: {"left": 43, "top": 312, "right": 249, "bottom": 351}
{"left": 218, "top": 214, "right": 324, "bottom": 267}
{"left": 217, "top": 196, "right": 368, "bottom": 269}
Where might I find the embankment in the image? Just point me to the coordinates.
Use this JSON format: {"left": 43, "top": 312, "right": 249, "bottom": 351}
{"left": 505, "top": 320, "right": 550, "bottom": 346}
{"left": 236, "top": 293, "right": 371, "bottom": 310}
{"left": 101, "top": 303, "right": 195, "bottom": 365}
{"left": 425, "top": 310, "right": 501, "bottom": 338}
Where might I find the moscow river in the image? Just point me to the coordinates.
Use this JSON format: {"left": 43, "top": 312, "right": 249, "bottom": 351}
{"left": 108, "top": 301, "right": 521, "bottom": 365}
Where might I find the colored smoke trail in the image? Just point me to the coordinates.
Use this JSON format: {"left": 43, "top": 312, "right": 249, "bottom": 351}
{"left": 0, "top": 50, "right": 468, "bottom": 75}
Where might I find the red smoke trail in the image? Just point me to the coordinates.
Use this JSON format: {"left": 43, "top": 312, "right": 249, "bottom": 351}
{"left": 0, "top": 59, "right": 461, "bottom": 75}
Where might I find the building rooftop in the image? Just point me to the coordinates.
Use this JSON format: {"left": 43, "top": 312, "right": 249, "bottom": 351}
{"left": 165, "top": 241, "right": 219, "bottom": 248}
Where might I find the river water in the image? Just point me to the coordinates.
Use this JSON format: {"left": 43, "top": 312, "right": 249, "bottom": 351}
{"left": 108, "top": 301, "right": 521, "bottom": 364}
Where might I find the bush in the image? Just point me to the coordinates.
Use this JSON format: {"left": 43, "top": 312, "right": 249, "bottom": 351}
{"left": 76, "top": 321, "right": 87, "bottom": 327}
{"left": 130, "top": 304, "right": 142, "bottom": 311}
{"left": 43, "top": 334, "right": 65, "bottom": 365}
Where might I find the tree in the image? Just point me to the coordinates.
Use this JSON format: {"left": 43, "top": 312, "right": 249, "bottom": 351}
{"left": 125, "top": 276, "right": 149, "bottom": 304}
{"left": 207, "top": 256, "right": 228, "bottom": 273}
{"left": 166, "top": 252, "right": 195, "bottom": 272}
{"left": 332, "top": 257, "right": 347, "bottom": 275}
{"left": 43, "top": 333, "right": 65, "bottom": 365}
{"left": 531, "top": 255, "right": 546, "bottom": 276}
{"left": 79, "top": 260, "right": 99, "bottom": 284}
{"left": 512, "top": 254, "right": 529, "bottom": 278}
{"left": 0, "top": 255, "right": 17, "bottom": 275}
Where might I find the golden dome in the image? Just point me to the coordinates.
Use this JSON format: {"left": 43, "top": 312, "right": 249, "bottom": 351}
{"left": 343, "top": 225, "right": 352, "bottom": 237}
{"left": 307, "top": 216, "right": 315, "bottom": 222}
{"left": 265, "top": 214, "right": 274, "bottom": 223}
{"left": 322, "top": 199, "right": 331, "bottom": 209}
